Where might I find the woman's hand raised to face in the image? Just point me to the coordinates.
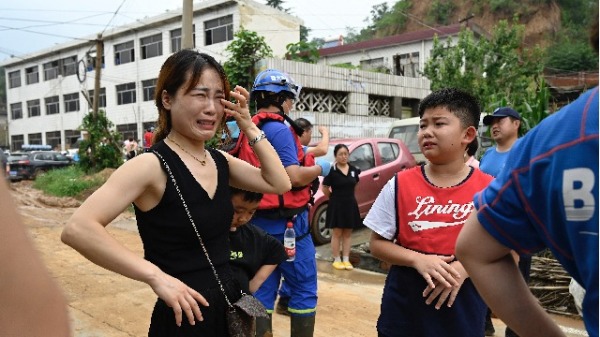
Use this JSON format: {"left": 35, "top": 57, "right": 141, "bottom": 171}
{"left": 221, "top": 86, "right": 254, "bottom": 133}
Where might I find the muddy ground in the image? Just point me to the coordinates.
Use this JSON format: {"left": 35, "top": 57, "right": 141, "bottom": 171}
{"left": 10, "top": 180, "right": 384, "bottom": 337}
{"left": 10, "top": 180, "right": 587, "bottom": 337}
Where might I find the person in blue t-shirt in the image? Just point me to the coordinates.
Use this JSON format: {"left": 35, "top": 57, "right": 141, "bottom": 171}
{"left": 479, "top": 106, "right": 522, "bottom": 177}
{"left": 456, "top": 86, "right": 599, "bottom": 337}
{"left": 479, "top": 106, "right": 526, "bottom": 337}
{"left": 247, "top": 69, "right": 330, "bottom": 337}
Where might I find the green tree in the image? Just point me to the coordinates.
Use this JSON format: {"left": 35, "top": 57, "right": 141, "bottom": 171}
{"left": 422, "top": 20, "right": 548, "bottom": 131}
{"left": 545, "top": 41, "right": 598, "bottom": 72}
{"left": 286, "top": 41, "right": 320, "bottom": 63}
{"left": 300, "top": 25, "right": 310, "bottom": 42}
{"left": 427, "top": 0, "right": 456, "bottom": 25}
{"left": 77, "top": 110, "right": 123, "bottom": 173}
{"left": 223, "top": 27, "right": 273, "bottom": 91}
{"left": 266, "top": 0, "right": 288, "bottom": 12}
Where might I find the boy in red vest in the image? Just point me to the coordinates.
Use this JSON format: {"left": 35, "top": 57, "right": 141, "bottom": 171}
{"left": 364, "top": 88, "right": 493, "bottom": 336}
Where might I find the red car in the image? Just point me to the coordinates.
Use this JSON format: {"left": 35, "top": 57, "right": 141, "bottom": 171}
{"left": 309, "top": 138, "right": 417, "bottom": 245}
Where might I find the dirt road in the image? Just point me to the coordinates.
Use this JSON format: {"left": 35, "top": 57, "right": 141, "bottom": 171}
{"left": 10, "top": 181, "right": 588, "bottom": 337}
{"left": 12, "top": 181, "right": 384, "bottom": 337}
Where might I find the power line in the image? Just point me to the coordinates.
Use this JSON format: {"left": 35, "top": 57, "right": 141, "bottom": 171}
{"left": 101, "top": 0, "right": 128, "bottom": 36}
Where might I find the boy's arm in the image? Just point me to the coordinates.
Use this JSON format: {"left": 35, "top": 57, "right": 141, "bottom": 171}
{"left": 456, "top": 211, "right": 566, "bottom": 337}
{"left": 249, "top": 265, "right": 278, "bottom": 294}
{"left": 306, "top": 126, "right": 329, "bottom": 157}
{"left": 369, "top": 231, "right": 459, "bottom": 289}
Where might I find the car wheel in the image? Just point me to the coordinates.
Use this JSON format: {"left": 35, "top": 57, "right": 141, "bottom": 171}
{"left": 311, "top": 204, "right": 331, "bottom": 245}
{"left": 33, "top": 168, "right": 46, "bottom": 180}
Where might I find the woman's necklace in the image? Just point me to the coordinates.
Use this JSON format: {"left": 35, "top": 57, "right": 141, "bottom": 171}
{"left": 167, "top": 136, "right": 207, "bottom": 166}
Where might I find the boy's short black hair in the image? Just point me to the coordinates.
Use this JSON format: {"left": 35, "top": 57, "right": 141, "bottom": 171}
{"left": 294, "top": 117, "right": 313, "bottom": 131}
{"left": 230, "top": 187, "right": 263, "bottom": 203}
{"left": 418, "top": 88, "right": 481, "bottom": 129}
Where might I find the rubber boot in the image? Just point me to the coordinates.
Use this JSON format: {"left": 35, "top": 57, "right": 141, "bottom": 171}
{"left": 255, "top": 314, "right": 273, "bottom": 337}
{"left": 275, "top": 296, "right": 290, "bottom": 316}
{"left": 291, "top": 315, "right": 315, "bottom": 337}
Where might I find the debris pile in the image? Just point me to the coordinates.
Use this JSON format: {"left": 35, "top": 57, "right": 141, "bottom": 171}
{"left": 530, "top": 250, "right": 579, "bottom": 317}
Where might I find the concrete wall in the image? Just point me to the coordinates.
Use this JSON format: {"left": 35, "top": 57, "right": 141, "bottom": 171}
{"left": 260, "top": 58, "right": 431, "bottom": 141}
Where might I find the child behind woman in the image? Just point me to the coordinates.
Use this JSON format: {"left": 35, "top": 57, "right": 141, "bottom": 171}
{"left": 228, "top": 187, "right": 287, "bottom": 294}
{"left": 364, "top": 88, "right": 493, "bottom": 336}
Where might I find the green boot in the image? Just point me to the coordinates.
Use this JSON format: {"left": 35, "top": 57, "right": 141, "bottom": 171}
{"left": 255, "top": 313, "right": 273, "bottom": 337}
{"left": 291, "top": 315, "right": 315, "bottom": 337}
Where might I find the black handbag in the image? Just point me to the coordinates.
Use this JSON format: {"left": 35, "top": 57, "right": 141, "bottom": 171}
{"left": 155, "top": 151, "right": 268, "bottom": 337}
{"left": 226, "top": 294, "right": 269, "bottom": 337}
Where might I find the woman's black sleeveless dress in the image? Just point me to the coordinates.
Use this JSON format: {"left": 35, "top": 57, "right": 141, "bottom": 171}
{"left": 135, "top": 140, "right": 242, "bottom": 337}
{"left": 323, "top": 164, "right": 362, "bottom": 229}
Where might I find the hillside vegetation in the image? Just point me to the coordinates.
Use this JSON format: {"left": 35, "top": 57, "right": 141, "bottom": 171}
{"left": 343, "top": 0, "right": 598, "bottom": 72}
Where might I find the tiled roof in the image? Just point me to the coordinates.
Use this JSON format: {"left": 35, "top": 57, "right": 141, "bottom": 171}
{"left": 318, "top": 24, "right": 464, "bottom": 57}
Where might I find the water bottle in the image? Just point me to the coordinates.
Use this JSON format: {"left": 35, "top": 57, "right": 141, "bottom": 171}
{"left": 284, "top": 221, "right": 296, "bottom": 262}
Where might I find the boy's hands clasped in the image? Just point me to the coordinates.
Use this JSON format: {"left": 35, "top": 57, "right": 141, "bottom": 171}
{"left": 413, "top": 254, "right": 467, "bottom": 308}
{"left": 422, "top": 261, "right": 468, "bottom": 309}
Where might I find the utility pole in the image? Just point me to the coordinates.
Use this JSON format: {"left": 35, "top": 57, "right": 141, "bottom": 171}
{"left": 182, "top": 0, "right": 194, "bottom": 49}
{"left": 93, "top": 34, "right": 103, "bottom": 117}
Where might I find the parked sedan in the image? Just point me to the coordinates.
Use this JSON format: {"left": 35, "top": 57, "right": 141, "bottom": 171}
{"left": 309, "top": 138, "right": 417, "bottom": 245}
{"left": 8, "top": 151, "right": 73, "bottom": 181}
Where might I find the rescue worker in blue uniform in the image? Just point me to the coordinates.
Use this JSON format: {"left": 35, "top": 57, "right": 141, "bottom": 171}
{"left": 238, "top": 69, "right": 330, "bottom": 337}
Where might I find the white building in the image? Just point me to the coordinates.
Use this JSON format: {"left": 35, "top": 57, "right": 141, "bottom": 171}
{"left": 317, "top": 23, "right": 487, "bottom": 85}
{"left": 3, "top": 3, "right": 483, "bottom": 152}
{"left": 1, "top": 0, "right": 302, "bottom": 151}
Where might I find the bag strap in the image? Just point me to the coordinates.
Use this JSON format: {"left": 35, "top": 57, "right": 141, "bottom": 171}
{"left": 153, "top": 150, "right": 235, "bottom": 308}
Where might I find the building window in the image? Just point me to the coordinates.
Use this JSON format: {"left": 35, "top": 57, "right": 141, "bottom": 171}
{"left": 170, "top": 26, "right": 196, "bottom": 52}
{"left": 27, "top": 99, "right": 41, "bottom": 117}
{"left": 114, "top": 41, "right": 135, "bottom": 65}
{"left": 8, "top": 70, "right": 21, "bottom": 88}
{"left": 10, "top": 103, "right": 23, "bottom": 120}
{"left": 360, "top": 58, "right": 385, "bottom": 72}
{"left": 45, "top": 96, "right": 60, "bottom": 115}
{"left": 88, "top": 88, "right": 106, "bottom": 108}
{"left": 204, "top": 15, "right": 233, "bottom": 46}
{"left": 116, "top": 82, "right": 136, "bottom": 105}
{"left": 61, "top": 55, "right": 78, "bottom": 77}
{"left": 86, "top": 49, "right": 105, "bottom": 71}
{"left": 25, "top": 66, "right": 39, "bottom": 84}
{"left": 11, "top": 135, "right": 24, "bottom": 152}
{"left": 142, "top": 78, "right": 157, "bottom": 101}
{"left": 64, "top": 130, "right": 81, "bottom": 149}
{"left": 394, "top": 52, "right": 420, "bottom": 77}
{"left": 140, "top": 33, "right": 163, "bottom": 59}
{"left": 28, "top": 133, "right": 42, "bottom": 145}
{"left": 43, "top": 60, "right": 59, "bottom": 80}
{"left": 64, "top": 93, "right": 80, "bottom": 113}
{"left": 45, "top": 131, "right": 61, "bottom": 150}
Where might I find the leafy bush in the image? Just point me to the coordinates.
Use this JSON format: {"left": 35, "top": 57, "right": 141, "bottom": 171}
{"left": 78, "top": 110, "right": 124, "bottom": 173}
{"left": 33, "top": 166, "right": 103, "bottom": 198}
{"left": 545, "top": 41, "right": 599, "bottom": 72}
{"left": 427, "top": 0, "right": 456, "bottom": 25}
